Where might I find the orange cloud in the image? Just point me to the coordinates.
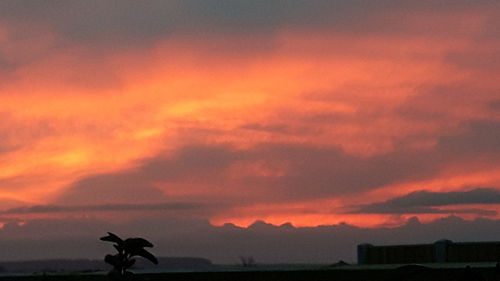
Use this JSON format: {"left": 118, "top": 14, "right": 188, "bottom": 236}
{"left": 1, "top": 6, "right": 500, "bottom": 229}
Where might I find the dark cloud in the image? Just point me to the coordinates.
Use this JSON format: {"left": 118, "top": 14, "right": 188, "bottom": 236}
{"left": 1, "top": 0, "right": 496, "bottom": 46}
{"left": 353, "top": 188, "right": 500, "bottom": 215}
{"left": 446, "top": 48, "right": 500, "bottom": 73}
{"left": 396, "top": 82, "right": 500, "bottom": 154}
{"left": 1, "top": 215, "right": 500, "bottom": 263}
{"left": 0, "top": 202, "right": 217, "bottom": 215}
{"left": 398, "top": 84, "right": 497, "bottom": 123}
{"left": 488, "top": 100, "right": 500, "bottom": 112}
{"left": 0, "top": 198, "right": 28, "bottom": 211}
{"left": 239, "top": 123, "right": 317, "bottom": 135}
{"left": 359, "top": 206, "right": 496, "bottom": 216}
{"left": 235, "top": 120, "right": 500, "bottom": 200}
{"left": 244, "top": 144, "right": 439, "bottom": 200}
{"left": 56, "top": 145, "right": 239, "bottom": 205}
{"left": 57, "top": 172, "right": 166, "bottom": 205}
{"left": 437, "top": 121, "right": 500, "bottom": 157}
{"left": 0, "top": 142, "right": 14, "bottom": 155}
{"left": 57, "top": 142, "right": 440, "bottom": 206}
{"left": 0, "top": 119, "right": 57, "bottom": 154}
{"left": 57, "top": 120, "right": 500, "bottom": 208}
{"left": 240, "top": 123, "right": 291, "bottom": 133}
{"left": 139, "top": 145, "right": 239, "bottom": 181}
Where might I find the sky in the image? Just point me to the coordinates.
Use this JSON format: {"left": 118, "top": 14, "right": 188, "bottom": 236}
{"left": 1, "top": 0, "right": 500, "bottom": 263}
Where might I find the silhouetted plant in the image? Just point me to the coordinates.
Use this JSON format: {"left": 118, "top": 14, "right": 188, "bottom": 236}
{"left": 239, "top": 256, "right": 256, "bottom": 267}
{"left": 100, "top": 232, "right": 158, "bottom": 280}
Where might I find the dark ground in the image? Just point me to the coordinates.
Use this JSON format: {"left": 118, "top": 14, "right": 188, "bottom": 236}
{"left": 0, "top": 265, "right": 499, "bottom": 281}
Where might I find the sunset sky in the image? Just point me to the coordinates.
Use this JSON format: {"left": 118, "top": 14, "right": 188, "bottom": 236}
{"left": 1, "top": 0, "right": 500, "bottom": 263}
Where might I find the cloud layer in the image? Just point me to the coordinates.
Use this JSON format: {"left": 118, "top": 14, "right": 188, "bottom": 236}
{"left": 0, "top": 215, "right": 499, "bottom": 263}
{"left": 353, "top": 188, "right": 500, "bottom": 215}
{"left": 0, "top": 0, "right": 499, "bottom": 246}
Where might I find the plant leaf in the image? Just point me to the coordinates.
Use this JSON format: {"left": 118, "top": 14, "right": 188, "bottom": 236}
{"left": 113, "top": 244, "right": 123, "bottom": 253}
{"left": 104, "top": 254, "right": 120, "bottom": 267}
{"left": 100, "top": 232, "right": 123, "bottom": 245}
{"left": 124, "top": 237, "right": 154, "bottom": 249}
{"left": 130, "top": 248, "right": 158, "bottom": 265}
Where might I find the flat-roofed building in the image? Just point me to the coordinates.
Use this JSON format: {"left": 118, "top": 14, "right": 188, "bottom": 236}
{"left": 358, "top": 240, "right": 500, "bottom": 264}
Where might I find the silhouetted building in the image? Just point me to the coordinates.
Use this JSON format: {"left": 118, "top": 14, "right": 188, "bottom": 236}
{"left": 358, "top": 240, "right": 500, "bottom": 264}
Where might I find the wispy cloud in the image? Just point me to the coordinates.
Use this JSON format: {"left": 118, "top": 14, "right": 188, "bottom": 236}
{"left": 352, "top": 188, "right": 500, "bottom": 215}
{"left": 0, "top": 202, "right": 218, "bottom": 215}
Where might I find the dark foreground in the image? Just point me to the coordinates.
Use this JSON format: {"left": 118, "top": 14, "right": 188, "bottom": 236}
{"left": 0, "top": 265, "right": 497, "bottom": 281}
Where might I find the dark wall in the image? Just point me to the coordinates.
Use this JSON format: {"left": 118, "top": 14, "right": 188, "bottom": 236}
{"left": 446, "top": 242, "right": 500, "bottom": 263}
{"left": 358, "top": 241, "right": 500, "bottom": 264}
